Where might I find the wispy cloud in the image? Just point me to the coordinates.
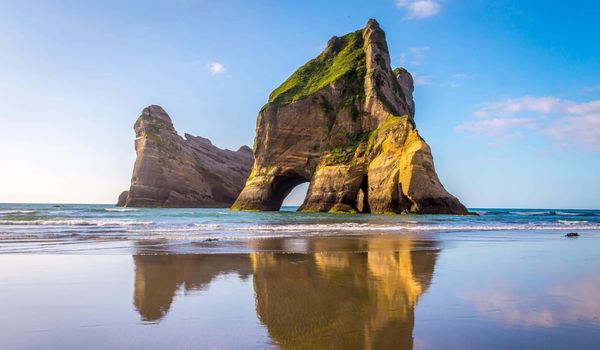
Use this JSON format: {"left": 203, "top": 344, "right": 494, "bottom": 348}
{"left": 208, "top": 62, "right": 226, "bottom": 76}
{"left": 580, "top": 84, "right": 600, "bottom": 94}
{"left": 457, "top": 96, "right": 600, "bottom": 151}
{"left": 473, "top": 96, "right": 563, "bottom": 118}
{"left": 457, "top": 117, "right": 538, "bottom": 142}
{"left": 412, "top": 73, "right": 432, "bottom": 86}
{"left": 398, "top": 47, "right": 430, "bottom": 66}
{"left": 397, "top": 47, "right": 432, "bottom": 86}
{"left": 445, "top": 73, "right": 467, "bottom": 88}
{"left": 396, "top": 0, "right": 441, "bottom": 19}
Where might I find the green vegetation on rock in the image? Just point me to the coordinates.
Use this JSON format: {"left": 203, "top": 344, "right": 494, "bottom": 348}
{"left": 322, "top": 145, "right": 356, "bottom": 165}
{"left": 329, "top": 207, "right": 358, "bottom": 214}
{"left": 347, "top": 131, "right": 371, "bottom": 143}
{"left": 267, "top": 30, "right": 366, "bottom": 107}
{"left": 144, "top": 131, "right": 165, "bottom": 147}
{"left": 144, "top": 130, "right": 181, "bottom": 156}
{"left": 322, "top": 131, "right": 372, "bottom": 165}
{"left": 392, "top": 67, "right": 406, "bottom": 76}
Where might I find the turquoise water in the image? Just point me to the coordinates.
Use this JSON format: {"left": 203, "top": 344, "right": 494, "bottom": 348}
{"left": 1, "top": 203, "right": 599, "bottom": 249}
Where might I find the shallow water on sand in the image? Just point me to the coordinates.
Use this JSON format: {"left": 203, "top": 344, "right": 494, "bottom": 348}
{"left": 1, "top": 234, "right": 600, "bottom": 349}
{"left": 1, "top": 204, "right": 599, "bottom": 349}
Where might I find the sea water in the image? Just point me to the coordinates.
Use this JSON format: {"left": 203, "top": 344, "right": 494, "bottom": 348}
{"left": 1, "top": 203, "right": 599, "bottom": 253}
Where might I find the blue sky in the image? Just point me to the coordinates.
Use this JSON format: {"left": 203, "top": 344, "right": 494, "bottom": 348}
{"left": 1, "top": 0, "right": 599, "bottom": 208}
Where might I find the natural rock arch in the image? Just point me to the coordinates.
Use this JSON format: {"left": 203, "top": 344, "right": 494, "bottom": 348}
{"left": 260, "top": 171, "right": 310, "bottom": 211}
{"left": 232, "top": 19, "right": 467, "bottom": 214}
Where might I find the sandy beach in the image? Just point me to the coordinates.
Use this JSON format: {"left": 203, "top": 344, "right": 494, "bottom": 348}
{"left": 2, "top": 231, "right": 599, "bottom": 349}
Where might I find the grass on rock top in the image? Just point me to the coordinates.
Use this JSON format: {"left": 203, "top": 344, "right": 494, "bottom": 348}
{"left": 267, "top": 30, "right": 366, "bottom": 107}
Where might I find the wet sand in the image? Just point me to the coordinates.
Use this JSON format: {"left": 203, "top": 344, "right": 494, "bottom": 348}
{"left": 1, "top": 233, "right": 599, "bottom": 349}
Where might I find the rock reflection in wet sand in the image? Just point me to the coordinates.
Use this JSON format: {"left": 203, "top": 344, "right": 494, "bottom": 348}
{"left": 132, "top": 237, "right": 438, "bottom": 348}
{"left": 133, "top": 254, "right": 253, "bottom": 321}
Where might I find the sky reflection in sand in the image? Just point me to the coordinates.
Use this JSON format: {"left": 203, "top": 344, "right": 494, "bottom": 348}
{"left": 464, "top": 276, "right": 600, "bottom": 328}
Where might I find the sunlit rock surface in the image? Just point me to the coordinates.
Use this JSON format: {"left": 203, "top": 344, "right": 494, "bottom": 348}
{"left": 232, "top": 19, "right": 467, "bottom": 214}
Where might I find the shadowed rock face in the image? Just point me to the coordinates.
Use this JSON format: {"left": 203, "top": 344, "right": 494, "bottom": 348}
{"left": 118, "top": 105, "right": 254, "bottom": 208}
{"left": 232, "top": 19, "right": 467, "bottom": 214}
{"left": 116, "top": 190, "right": 129, "bottom": 207}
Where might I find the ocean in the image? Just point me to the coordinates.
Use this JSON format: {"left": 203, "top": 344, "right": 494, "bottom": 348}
{"left": 1, "top": 203, "right": 599, "bottom": 253}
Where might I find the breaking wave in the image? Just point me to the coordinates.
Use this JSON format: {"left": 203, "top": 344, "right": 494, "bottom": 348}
{"left": 104, "top": 208, "right": 139, "bottom": 212}
{"left": 0, "top": 210, "right": 37, "bottom": 214}
{"left": 557, "top": 220, "right": 589, "bottom": 225}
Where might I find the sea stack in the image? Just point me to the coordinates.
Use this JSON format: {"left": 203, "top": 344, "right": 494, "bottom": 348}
{"left": 117, "top": 105, "right": 253, "bottom": 207}
{"left": 232, "top": 19, "right": 467, "bottom": 214}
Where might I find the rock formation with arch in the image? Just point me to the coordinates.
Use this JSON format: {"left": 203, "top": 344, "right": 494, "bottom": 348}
{"left": 232, "top": 19, "right": 467, "bottom": 214}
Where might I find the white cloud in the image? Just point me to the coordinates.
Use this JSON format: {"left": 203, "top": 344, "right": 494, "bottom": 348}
{"left": 473, "top": 96, "right": 563, "bottom": 118}
{"left": 457, "top": 96, "right": 600, "bottom": 151}
{"left": 456, "top": 118, "right": 537, "bottom": 145}
{"left": 208, "top": 62, "right": 226, "bottom": 76}
{"left": 457, "top": 117, "right": 538, "bottom": 140}
{"left": 412, "top": 73, "right": 432, "bottom": 86}
{"left": 544, "top": 112, "right": 600, "bottom": 150}
{"left": 396, "top": 0, "right": 441, "bottom": 19}
{"left": 398, "top": 47, "right": 430, "bottom": 66}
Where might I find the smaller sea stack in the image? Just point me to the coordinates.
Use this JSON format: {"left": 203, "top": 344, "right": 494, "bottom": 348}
{"left": 117, "top": 105, "right": 253, "bottom": 208}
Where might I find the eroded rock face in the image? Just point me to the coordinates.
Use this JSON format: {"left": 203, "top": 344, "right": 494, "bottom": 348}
{"left": 232, "top": 19, "right": 467, "bottom": 214}
{"left": 118, "top": 105, "right": 253, "bottom": 208}
{"left": 116, "top": 190, "right": 129, "bottom": 207}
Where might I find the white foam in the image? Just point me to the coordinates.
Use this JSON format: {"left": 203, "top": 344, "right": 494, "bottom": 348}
{"left": 557, "top": 220, "right": 588, "bottom": 225}
{"left": 192, "top": 223, "right": 222, "bottom": 228}
{"left": 128, "top": 222, "right": 600, "bottom": 234}
{"left": 104, "top": 208, "right": 139, "bottom": 212}
{"left": 0, "top": 210, "right": 37, "bottom": 214}
{"left": 511, "top": 211, "right": 549, "bottom": 216}
{"left": 0, "top": 220, "right": 154, "bottom": 226}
